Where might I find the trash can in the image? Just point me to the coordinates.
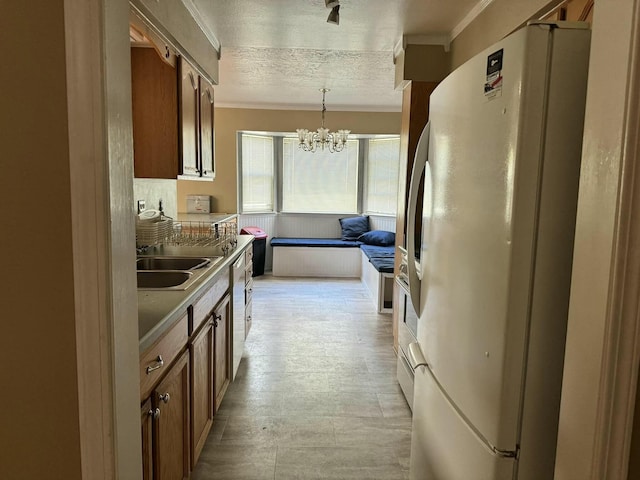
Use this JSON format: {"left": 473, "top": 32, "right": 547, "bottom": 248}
{"left": 240, "top": 226, "right": 267, "bottom": 276}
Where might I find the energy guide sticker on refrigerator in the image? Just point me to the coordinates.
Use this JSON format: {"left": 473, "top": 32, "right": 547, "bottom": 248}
{"left": 404, "top": 22, "right": 591, "bottom": 480}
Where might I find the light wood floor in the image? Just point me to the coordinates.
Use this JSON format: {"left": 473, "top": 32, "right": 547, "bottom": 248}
{"left": 192, "top": 274, "right": 412, "bottom": 480}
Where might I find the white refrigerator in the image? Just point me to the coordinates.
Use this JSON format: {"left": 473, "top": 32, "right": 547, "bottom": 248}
{"left": 405, "top": 22, "right": 591, "bottom": 480}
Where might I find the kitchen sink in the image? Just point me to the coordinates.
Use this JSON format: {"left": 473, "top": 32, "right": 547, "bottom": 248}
{"left": 137, "top": 271, "right": 193, "bottom": 289}
{"left": 136, "top": 256, "right": 212, "bottom": 271}
{"left": 136, "top": 255, "right": 224, "bottom": 290}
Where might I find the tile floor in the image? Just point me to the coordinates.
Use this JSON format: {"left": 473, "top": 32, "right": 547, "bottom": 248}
{"left": 191, "top": 275, "right": 412, "bottom": 480}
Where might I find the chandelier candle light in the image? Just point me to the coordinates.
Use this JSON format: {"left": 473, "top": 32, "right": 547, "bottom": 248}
{"left": 297, "top": 88, "right": 350, "bottom": 153}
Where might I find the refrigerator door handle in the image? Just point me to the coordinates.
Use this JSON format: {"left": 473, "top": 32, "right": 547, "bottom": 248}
{"left": 407, "top": 342, "right": 429, "bottom": 370}
{"left": 406, "top": 121, "right": 430, "bottom": 315}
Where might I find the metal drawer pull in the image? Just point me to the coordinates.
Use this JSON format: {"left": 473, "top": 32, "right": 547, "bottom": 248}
{"left": 149, "top": 408, "right": 160, "bottom": 419}
{"left": 146, "top": 355, "right": 164, "bottom": 374}
{"left": 158, "top": 393, "right": 170, "bottom": 404}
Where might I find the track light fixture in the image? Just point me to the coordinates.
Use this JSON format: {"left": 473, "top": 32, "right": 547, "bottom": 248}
{"left": 325, "top": 0, "right": 340, "bottom": 8}
{"left": 327, "top": 5, "right": 340, "bottom": 25}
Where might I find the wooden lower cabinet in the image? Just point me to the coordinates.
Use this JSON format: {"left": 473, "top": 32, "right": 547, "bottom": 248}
{"left": 141, "top": 398, "right": 155, "bottom": 480}
{"left": 213, "top": 293, "right": 231, "bottom": 412}
{"left": 140, "top": 255, "right": 248, "bottom": 477}
{"left": 190, "top": 319, "right": 214, "bottom": 467}
{"left": 153, "top": 350, "right": 190, "bottom": 480}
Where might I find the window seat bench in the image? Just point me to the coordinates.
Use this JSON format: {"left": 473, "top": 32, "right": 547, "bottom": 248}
{"left": 271, "top": 237, "right": 395, "bottom": 313}
{"left": 270, "top": 238, "right": 362, "bottom": 277}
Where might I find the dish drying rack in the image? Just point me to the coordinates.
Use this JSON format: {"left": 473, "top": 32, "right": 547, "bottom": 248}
{"left": 136, "top": 217, "right": 173, "bottom": 247}
{"left": 136, "top": 218, "right": 238, "bottom": 254}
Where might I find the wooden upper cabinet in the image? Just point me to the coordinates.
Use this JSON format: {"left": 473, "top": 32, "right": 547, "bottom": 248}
{"left": 199, "top": 77, "right": 215, "bottom": 179}
{"left": 131, "top": 47, "right": 179, "bottom": 179}
{"left": 179, "top": 56, "right": 216, "bottom": 180}
{"left": 179, "top": 57, "right": 200, "bottom": 178}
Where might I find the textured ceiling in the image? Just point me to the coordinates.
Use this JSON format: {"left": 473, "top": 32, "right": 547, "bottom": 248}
{"left": 190, "top": 0, "right": 484, "bottom": 111}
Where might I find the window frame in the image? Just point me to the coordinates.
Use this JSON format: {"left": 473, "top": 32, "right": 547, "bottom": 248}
{"left": 238, "top": 132, "right": 398, "bottom": 216}
{"left": 237, "top": 132, "right": 278, "bottom": 214}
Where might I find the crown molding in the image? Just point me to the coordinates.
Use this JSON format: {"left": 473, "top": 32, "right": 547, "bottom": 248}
{"left": 215, "top": 101, "right": 402, "bottom": 113}
{"left": 393, "top": 34, "right": 451, "bottom": 60}
{"left": 181, "top": 0, "right": 221, "bottom": 55}
{"left": 450, "top": 0, "right": 495, "bottom": 41}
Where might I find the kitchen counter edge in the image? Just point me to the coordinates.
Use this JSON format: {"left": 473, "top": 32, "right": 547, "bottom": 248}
{"left": 137, "top": 235, "right": 254, "bottom": 352}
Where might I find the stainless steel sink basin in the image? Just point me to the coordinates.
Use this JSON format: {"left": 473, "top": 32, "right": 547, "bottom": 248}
{"left": 137, "top": 271, "right": 193, "bottom": 289}
{"left": 136, "top": 256, "right": 211, "bottom": 271}
{"left": 136, "top": 256, "right": 224, "bottom": 290}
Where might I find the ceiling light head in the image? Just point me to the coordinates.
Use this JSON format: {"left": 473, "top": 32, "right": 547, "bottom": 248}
{"left": 325, "top": 0, "right": 340, "bottom": 8}
{"left": 327, "top": 5, "right": 340, "bottom": 25}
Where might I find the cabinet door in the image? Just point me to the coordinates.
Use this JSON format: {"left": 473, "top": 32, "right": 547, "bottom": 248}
{"left": 131, "top": 47, "right": 179, "bottom": 179}
{"left": 245, "top": 298, "right": 252, "bottom": 339}
{"left": 141, "top": 398, "right": 155, "bottom": 480}
{"left": 179, "top": 57, "right": 199, "bottom": 178}
{"left": 213, "top": 294, "right": 231, "bottom": 411}
{"left": 154, "top": 351, "right": 190, "bottom": 480}
{"left": 189, "top": 320, "right": 214, "bottom": 468}
{"left": 199, "top": 77, "right": 215, "bottom": 179}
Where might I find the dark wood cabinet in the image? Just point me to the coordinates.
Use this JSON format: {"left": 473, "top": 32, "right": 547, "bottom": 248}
{"left": 130, "top": 49, "right": 216, "bottom": 180}
{"left": 213, "top": 294, "right": 231, "bottom": 411}
{"left": 131, "top": 47, "right": 179, "bottom": 179}
{"left": 189, "top": 319, "right": 214, "bottom": 467}
{"left": 153, "top": 350, "right": 190, "bottom": 480}
{"left": 199, "top": 77, "right": 215, "bottom": 179}
{"left": 139, "top": 250, "right": 248, "bottom": 478}
{"left": 179, "top": 57, "right": 216, "bottom": 180}
{"left": 179, "top": 58, "right": 200, "bottom": 178}
{"left": 141, "top": 398, "right": 155, "bottom": 480}
{"left": 392, "top": 81, "right": 438, "bottom": 351}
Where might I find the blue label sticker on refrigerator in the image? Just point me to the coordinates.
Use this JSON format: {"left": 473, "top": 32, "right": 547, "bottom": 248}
{"left": 484, "top": 48, "right": 503, "bottom": 100}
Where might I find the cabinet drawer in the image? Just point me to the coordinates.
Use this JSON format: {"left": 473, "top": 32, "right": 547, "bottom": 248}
{"left": 191, "top": 273, "right": 230, "bottom": 334}
{"left": 245, "top": 245, "right": 254, "bottom": 279}
{"left": 245, "top": 279, "right": 253, "bottom": 305}
{"left": 140, "top": 313, "right": 188, "bottom": 400}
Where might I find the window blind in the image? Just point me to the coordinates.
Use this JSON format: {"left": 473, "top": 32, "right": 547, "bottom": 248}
{"left": 281, "top": 138, "right": 359, "bottom": 213}
{"left": 365, "top": 137, "right": 400, "bottom": 215}
{"left": 241, "top": 134, "right": 274, "bottom": 213}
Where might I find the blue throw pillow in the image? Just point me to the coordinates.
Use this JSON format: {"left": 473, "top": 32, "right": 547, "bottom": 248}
{"left": 358, "top": 230, "right": 395, "bottom": 246}
{"left": 339, "top": 216, "right": 370, "bottom": 240}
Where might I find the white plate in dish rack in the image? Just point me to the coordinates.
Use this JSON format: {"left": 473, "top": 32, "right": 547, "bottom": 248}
{"left": 138, "top": 209, "right": 161, "bottom": 222}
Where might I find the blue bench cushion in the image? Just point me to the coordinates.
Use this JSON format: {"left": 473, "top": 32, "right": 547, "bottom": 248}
{"left": 271, "top": 238, "right": 362, "bottom": 248}
{"left": 360, "top": 245, "right": 395, "bottom": 273}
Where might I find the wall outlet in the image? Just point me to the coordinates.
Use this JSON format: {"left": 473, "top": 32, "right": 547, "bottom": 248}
{"left": 137, "top": 200, "right": 146, "bottom": 213}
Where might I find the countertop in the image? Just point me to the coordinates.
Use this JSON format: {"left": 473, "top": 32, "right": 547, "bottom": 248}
{"left": 137, "top": 235, "right": 253, "bottom": 352}
{"left": 176, "top": 212, "right": 238, "bottom": 224}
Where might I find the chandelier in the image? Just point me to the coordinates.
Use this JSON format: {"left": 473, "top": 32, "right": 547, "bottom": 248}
{"left": 297, "top": 88, "right": 350, "bottom": 153}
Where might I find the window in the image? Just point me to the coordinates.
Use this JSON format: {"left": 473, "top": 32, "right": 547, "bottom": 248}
{"left": 365, "top": 137, "right": 401, "bottom": 215}
{"left": 240, "top": 134, "right": 274, "bottom": 212}
{"left": 281, "top": 138, "right": 359, "bottom": 213}
{"left": 238, "top": 133, "right": 400, "bottom": 215}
